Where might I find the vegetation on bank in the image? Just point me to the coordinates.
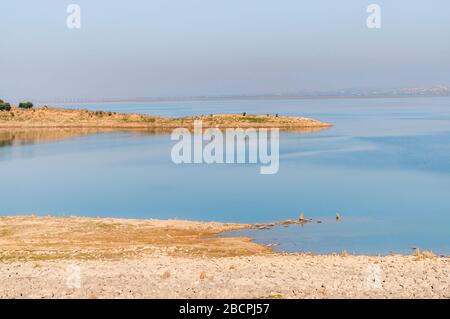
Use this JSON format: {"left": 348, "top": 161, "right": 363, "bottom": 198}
{"left": 18, "top": 101, "right": 34, "bottom": 109}
{"left": 0, "top": 99, "right": 11, "bottom": 111}
{"left": 0, "top": 99, "right": 34, "bottom": 111}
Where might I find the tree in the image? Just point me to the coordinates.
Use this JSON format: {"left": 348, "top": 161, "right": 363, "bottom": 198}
{"left": 18, "top": 102, "right": 33, "bottom": 109}
{"left": 0, "top": 102, "right": 11, "bottom": 111}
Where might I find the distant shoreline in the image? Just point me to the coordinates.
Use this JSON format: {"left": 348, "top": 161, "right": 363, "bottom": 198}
{"left": 32, "top": 92, "right": 450, "bottom": 105}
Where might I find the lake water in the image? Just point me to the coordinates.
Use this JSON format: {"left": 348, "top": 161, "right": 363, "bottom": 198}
{"left": 1, "top": 97, "right": 450, "bottom": 255}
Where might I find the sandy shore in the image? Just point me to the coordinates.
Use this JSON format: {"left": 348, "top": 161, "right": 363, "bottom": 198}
{"left": 0, "top": 216, "right": 449, "bottom": 299}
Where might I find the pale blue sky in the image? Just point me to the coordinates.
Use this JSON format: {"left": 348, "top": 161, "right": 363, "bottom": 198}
{"left": 1, "top": 0, "right": 449, "bottom": 101}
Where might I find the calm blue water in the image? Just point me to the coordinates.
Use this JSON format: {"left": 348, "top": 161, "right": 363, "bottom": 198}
{"left": 1, "top": 97, "right": 450, "bottom": 255}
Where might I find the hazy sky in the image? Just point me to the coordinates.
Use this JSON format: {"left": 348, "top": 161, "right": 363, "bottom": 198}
{"left": 1, "top": 0, "right": 450, "bottom": 101}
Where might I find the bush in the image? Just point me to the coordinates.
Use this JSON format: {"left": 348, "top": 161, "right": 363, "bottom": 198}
{"left": 0, "top": 102, "right": 11, "bottom": 111}
{"left": 18, "top": 102, "right": 33, "bottom": 109}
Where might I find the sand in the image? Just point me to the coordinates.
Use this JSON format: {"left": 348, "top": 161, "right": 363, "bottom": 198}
{"left": 1, "top": 255, "right": 448, "bottom": 299}
{"left": 0, "top": 216, "right": 448, "bottom": 299}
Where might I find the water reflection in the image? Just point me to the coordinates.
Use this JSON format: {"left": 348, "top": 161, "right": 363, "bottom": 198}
{"left": 0, "top": 128, "right": 177, "bottom": 148}
{"left": 0, "top": 126, "right": 330, "bottom": 148}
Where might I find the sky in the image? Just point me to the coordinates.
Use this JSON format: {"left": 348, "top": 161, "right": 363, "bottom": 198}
{"left": 1, "top": 0, "right": 450, "bottom": 101}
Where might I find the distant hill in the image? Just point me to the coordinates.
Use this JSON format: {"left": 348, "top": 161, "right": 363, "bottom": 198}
{"left": 315, "top": 86, "right": 450, "bottom": 98}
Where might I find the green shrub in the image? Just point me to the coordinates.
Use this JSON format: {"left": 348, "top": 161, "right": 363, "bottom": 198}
{"left": 18, "top": 102, "right": 33, "bottom": 109}
{"left": 242, "top": 116, "right": 267, "bottom": 123}
{"left": 0, "top": 102, "right": 11, "bottom": 111}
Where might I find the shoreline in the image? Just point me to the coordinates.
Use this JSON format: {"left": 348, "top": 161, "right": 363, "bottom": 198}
{"left": 1, "top": 216, "right": 449, "bottom": 298}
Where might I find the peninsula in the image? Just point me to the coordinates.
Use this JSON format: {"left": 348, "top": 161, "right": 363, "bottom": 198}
{"left": 0, "top": 106, "right": 331, "bottom": 130}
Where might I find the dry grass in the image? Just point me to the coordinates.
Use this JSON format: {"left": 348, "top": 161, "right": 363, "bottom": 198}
{"left": 413, "top": 248, "right": 437, "bottom": 260}
{"left": 0, "top": 216, "right": 271, "bottom": 262}
{"left": 161, "top": 271, "right": 171, "bottom": 279}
